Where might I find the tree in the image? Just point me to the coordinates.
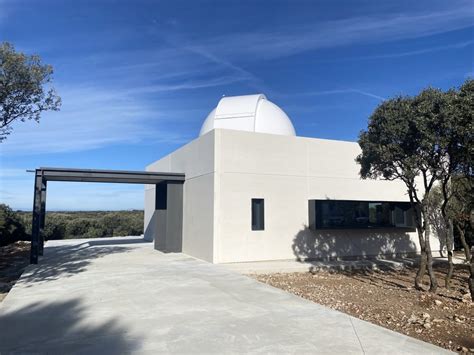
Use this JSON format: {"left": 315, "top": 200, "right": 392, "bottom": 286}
{"left": 356, "top": 91, "right": 447, "bottom": 292}
{"left": 0, "top": 42, "right": 61, "bottom": 141}
{"left": 357, "top": 80, "right": 473, "bottom": 294}
{"left": 433, "top": 80, "right": 473, "bottom": 288}
{"left": 0, "top": 204, "right": 26, "bottom": 246}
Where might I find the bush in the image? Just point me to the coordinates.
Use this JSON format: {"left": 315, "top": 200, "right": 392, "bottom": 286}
{"left": 1, "top": 207, "right": 144, "bottom": 244}
{"left": 0, "top": 204, "right": 27, "bottom": 246}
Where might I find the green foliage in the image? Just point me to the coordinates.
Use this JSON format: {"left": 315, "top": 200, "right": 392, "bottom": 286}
{"left": 0, "top": 204, "right": 27, "bottom": 246}
{"left": 449, "top": 176, "right": 474, "bottom": 247}
{"left": 444, "top": 79, "right": 474, "bottom": 177}
{"left": 427, "top": 181, "right": 473, "bottom": 249}
{"left": 13, "top": 209, "right": 144, "bottom": 243}
{"left": 356, "top": 78, "right": 474, "bottom": 292}
{"left": 357, "top": 79, "right": 473, "bottom": 203}
{"left": 0, "top": 42, "right": 61, "bottom": 141}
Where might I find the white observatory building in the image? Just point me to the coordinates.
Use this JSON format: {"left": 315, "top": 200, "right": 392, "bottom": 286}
{"left": 144, "top": 94, "right": 440, "bottom": 264}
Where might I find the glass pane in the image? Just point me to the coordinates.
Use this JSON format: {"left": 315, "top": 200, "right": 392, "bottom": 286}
{"left": 313, "top": 200, "right": 415, "bottom": 229}
{"left": 251, "top": 199, "right": 264, "bottom": 231}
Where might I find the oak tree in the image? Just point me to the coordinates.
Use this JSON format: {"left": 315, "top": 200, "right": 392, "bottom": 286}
{"left": 0, "top": 42, "right": 61, "bottom": 141}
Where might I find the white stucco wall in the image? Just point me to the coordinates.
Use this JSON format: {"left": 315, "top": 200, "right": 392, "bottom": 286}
{"left": 145, "top": 131, "right": 216, "bottom": 262}
{"left": 145, "top": 128, "right": 441, "bottom": 264}
{"left": 213, "top": 129, "right": 441, "bottom": 263}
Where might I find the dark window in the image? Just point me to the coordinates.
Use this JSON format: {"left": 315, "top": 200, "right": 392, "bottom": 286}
{"left": 309, "top": 200, "right": 416, "bottom": 230}
{"left": 251, "top": 198, "right": 265, "bottom": 231}
{"left": 155, "top": 183, "right": 167, "bottom": 210}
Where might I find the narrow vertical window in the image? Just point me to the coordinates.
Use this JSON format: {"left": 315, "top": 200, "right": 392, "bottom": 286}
{"left": 251, "top": 198, "right": 264, "bottom": 231}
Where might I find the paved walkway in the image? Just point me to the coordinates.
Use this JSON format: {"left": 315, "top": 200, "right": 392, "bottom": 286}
{"left": 223, "top": 257, "right": 417, "bottom": 274}
{"left": 0, "top": 237, "right": 451, "bottom": 354}
{"left": 223, "top": 255, "right": 467, "bottom": 275}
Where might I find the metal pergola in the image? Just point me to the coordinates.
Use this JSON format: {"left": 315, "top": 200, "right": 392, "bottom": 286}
{"left": 30, "top": 167, "right": 185, "bottom": 264}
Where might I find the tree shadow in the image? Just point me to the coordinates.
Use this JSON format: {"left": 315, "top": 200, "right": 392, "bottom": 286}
{"left": 426, "top": 205, "right": 447, "bottom": 256}
{"left": 292, "top": 225, "right": 418, "bottom": 262}
{"left": 0, "top": 298, "right": 142, "bottom": 353}
{"left": 19, "top": 242, "right": 136, "bottom": 286}
{"left": 339, "top": 267, "right": 415, "bottom": 290}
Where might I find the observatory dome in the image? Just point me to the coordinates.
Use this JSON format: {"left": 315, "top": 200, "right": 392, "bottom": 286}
{"left": 199, "top": 94, "right": 296, "bottom": 137}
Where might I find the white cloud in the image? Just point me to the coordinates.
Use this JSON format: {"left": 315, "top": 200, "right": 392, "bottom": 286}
{"left": 189, "top": 3, "right": 474, "bottom": 61}
{"left": 354, "top": 40, "right": 474, "bottom": 60}
{"left": 301, "top": 88, "right": 386, "bottom": 101}
{"left": 0, "top": 85, "right": 192, "bottom": 155}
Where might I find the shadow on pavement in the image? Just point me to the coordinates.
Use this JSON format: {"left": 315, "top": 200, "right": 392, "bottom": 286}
{"left": 19, "top": 241, "right": 137, "bottom": 286}
{"left": 0, "top": 298, "right": 142, "bottom": 353}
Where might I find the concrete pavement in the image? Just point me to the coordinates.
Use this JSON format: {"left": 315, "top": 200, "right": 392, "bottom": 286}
{"left": 0, "top": 237, "right": 451, "bottom": 354}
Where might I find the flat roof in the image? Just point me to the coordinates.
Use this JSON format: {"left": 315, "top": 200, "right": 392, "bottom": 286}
{"left": 35, "top": 167, "right": 185, "bottom": 184}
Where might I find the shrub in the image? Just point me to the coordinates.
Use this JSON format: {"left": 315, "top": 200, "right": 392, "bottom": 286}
{"left": 0, "top": 204, "right": 27, "bottom": 246}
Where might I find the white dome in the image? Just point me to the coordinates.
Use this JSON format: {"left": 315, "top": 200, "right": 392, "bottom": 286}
{"left": 199, "top": 94, "right": 296, "bottom": 137}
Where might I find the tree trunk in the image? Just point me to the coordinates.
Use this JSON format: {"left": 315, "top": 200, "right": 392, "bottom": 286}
{"left": 445, "top": 219, "right": 454, "bottom": 289}
{"left": 456, "top": 223, "right": 471, "bottom": 262}
{"left": 469, "top": 247, "right": 474, "bottom": 302}
{"left": 425, "top": 229, "right": 438, "bottom": 293}
{"left": 412, "top": 197, "right": 427, "bottom": 291}
{"left": 415, "top": 228, "right": 427, "bottom": 290}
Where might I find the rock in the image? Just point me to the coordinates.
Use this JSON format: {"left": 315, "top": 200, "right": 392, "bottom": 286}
{"left": 422, "top": 312, "right": 431, "bottom": 320}
{"left": 434, "top": 300, "right": 442, "bottom": 306}
{"left": 423, "top": 323, "right": 432, "bottom": 329}
{"left": 461, "top": 293, "right": 472, "bottom": 303}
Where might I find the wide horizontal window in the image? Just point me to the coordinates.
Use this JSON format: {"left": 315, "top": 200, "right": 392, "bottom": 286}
{"left": 309, "top": 200, "right": 416, "bottom": 230}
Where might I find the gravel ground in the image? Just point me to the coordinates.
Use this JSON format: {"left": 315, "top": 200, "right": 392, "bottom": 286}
{"left": 252, "top": 264, "right": 473, "bottom": 353}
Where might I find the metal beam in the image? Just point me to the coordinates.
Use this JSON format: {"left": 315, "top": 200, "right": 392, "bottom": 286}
{"left": 39, "top": 179, "right": 47, "bottom": 256}
{"left": 38, "top": 167, "right": 184, "bottom": 184}
{"left": 29, "top": 167, "right": 185, "bottom": 264}
{"left": 30, "top": 172, "right": 43, "bottom": 264}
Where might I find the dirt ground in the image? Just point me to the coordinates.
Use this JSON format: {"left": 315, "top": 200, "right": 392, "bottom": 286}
{"left": 253, "top": 263, "right": 473, "bottom": 353}
{"left": 0, "top": 241, "right": 30, "bottom": 302}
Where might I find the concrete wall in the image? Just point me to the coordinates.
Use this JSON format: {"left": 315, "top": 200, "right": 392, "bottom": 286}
{"left": 214, "top": 129, "right": 441, "bottom": 263}
{"left": 145, "top": 131, "right": 216, "bottom": 262}
{"left": 145, "top": 128, "right": 441, "bottom": 264}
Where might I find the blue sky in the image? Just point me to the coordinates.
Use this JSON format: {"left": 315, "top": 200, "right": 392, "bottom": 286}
{"left": 0, "top": 0, "right": 473, "bottom": 210}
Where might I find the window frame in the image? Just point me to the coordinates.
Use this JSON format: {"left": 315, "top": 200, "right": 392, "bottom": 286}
{"left": 251, "top": 198, "right": 265, "bottom": 231}
{"left": 309, "top": 199, "right": 417, "bottom": 230}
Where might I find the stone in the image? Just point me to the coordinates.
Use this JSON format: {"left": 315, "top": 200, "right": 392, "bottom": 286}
{"left": 407, "top": 314, "right": 418, "bottom": 324}
{"left": 461, "top": 293, "right": 472, "bottom": 303}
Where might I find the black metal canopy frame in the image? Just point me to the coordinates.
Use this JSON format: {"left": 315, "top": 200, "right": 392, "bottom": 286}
{"left": 30, "top": 167, "right": 185, "bottom": 264}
